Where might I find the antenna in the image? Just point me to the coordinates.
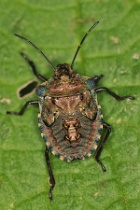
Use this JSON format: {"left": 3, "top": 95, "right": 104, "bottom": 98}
{"left": 71, "top": 21, "right": 99, "bottom": 70}
{"left": 14, "top": 34, "right": 56, "bottom": 72}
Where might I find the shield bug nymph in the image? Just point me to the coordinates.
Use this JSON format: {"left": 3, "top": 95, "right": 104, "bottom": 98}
{"left": 7, "top": 21, "right": 134, "bottom": 200}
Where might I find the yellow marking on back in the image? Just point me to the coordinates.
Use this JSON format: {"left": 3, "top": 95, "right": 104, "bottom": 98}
{"left": 97, "top": 134, "right": 101, "bottom": 139}
{"left": 94, "top": 144, "right": 98, "bottom": 150}
{"left": 41, "top": 133, "right": 44, "bottom": 137}
{"left": 87, "top": 153, "right": 92, "bottom": 157}
{"left": 46, "top": 142, "right": 50, "bottom": 146}
{"left": 60, "top": 156, "right": 64, "bottom": 161}
{"left": 52, "top": 150, "right": 56, "bottom": 155}
{"left": 100, "top": 124, "right": 103, "bottom": 129}
{"left": 38, "top": 113, "right": 41, "bottom": 118}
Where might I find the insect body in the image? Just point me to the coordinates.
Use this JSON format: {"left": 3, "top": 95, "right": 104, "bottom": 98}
{"left": 7, "top": 21, "right": 134, "bottom": 200}
{"left": 37, "top": 63, "right": 103, "bottom": 162}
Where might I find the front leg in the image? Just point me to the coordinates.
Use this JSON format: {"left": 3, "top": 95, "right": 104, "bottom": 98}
{"left": 95, "top": 87, "right": 134, "bottom": 101}
{"left": 6, "top": 100, "right": 38, "bottom": 116}
{"left": 86, "top": 74, "right": 103, "bottom": 89}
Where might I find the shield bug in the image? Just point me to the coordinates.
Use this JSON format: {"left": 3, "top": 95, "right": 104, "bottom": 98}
{"left": 7, "top": 21, "right": 134, "bottom": 200}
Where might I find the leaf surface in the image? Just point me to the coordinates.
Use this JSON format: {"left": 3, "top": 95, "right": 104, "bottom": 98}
{"left": 0, "top": 0, "right": 139, "bottom": 209}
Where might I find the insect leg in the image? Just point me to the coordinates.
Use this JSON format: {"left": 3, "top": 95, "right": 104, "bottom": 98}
{"left": 45, "top": 147, "right": 55, "bottom": 200}
{"left": 95, "top": 87, "right": 134, "bottom": 101}
{"left": 6, "top": 100, "right": 38, "bottom": 116}
{"left": 20, "top": 52, "right": 47, "bottom": 82}
{"left": 92, "top": 74, "right": 104, "bottom": 86}
{"left": 95, "top": 122, "right": 111, "bottom": 172}
{"left": 86, "top": 74, "right": 103, "bottom": 89}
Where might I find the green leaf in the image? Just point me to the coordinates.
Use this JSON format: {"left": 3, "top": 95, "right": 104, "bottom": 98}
{"left": 0, "top": 0, "right": 139, "bottom": 210}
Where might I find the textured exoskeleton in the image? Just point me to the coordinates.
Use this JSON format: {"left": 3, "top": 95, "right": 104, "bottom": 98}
{"left": 37, "top": 64, "right": 103, "bottom": 162}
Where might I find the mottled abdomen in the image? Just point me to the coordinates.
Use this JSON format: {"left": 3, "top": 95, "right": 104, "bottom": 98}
{"left": 38, "top": 90, "right": 103, "bottom": 162}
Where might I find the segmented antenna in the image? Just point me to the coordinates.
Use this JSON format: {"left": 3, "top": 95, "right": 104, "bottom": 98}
{"left": 71, "top": 21, "right": 99, "bottom": 70}
{"left": 14, "top": 34, "right": 56, "bottom": 72}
